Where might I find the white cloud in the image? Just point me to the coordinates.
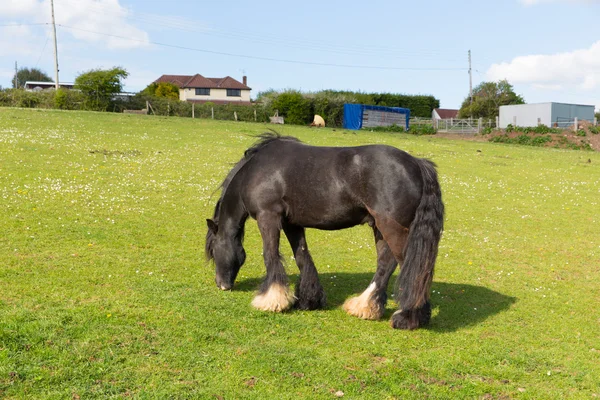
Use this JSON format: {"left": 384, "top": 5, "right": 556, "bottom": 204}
{"left": 52, "top": 0, "right": 149, "bottom": 50}
{"left": 0, "top": 0, "right": 39, "bottom": 16}
{"left": 0, "top": 25, "right": 40, "bottom": 57}
{"left": 0, "top": 0, "right": 149, "bottom": 50}
{"left": 487, "top": 41, "right": 600, "bottom": 91}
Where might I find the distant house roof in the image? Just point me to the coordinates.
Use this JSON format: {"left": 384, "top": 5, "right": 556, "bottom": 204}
{"left": 434, "top": 108, "right": 459, "bottom": 119}
{"left": 153, "top": 75, "right": 191, "bottom": 87}
{"left": 154, "top": 74, "right": 251, "bottom": 90}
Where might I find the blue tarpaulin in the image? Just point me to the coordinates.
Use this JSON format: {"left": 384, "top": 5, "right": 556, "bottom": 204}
{"left": 343, "top": 104, "right": 410, "bottom": 131}
{"left": 342, "top": 104, "right": 364, "bottom": 130}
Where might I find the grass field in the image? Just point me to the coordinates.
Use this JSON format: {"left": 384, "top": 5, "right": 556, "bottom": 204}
{"left": 1, "top": 108, "right": 599, "bottom": 399}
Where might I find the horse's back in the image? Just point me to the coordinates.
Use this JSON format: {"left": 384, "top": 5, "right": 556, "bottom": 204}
{"left": 238, "top": 140, "right": 425, "bottom": 229}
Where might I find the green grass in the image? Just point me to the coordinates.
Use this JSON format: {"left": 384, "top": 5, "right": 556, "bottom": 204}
{"left": 1, "top": 108, "right": 599, "bottom": 399}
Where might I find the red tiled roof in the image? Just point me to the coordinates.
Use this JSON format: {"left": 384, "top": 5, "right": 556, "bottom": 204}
{"left": 154, "top": 75, "right": 191, "bottom": 87}
{"left": 185, "top": 74, "right": 218, "bottom": 88}
{"left": 434, "top": 108, "right": 459, "bottom": 119}
{"left": 215, "top": 76, "right": 250, "bottom": 90}
{"left": 153, "top": 74, "right": 251, "bottom": 90}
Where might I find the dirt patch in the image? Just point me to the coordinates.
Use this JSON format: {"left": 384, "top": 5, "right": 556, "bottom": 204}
{"left": 434, "top": 133, "right": 487, "bottom": 142}
{"left": 439, "top": 122, "right": 600, "bottom": 151}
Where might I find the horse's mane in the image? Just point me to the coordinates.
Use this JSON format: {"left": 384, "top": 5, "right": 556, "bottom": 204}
{"left": 211, "top": 132, "right": 301, "bottom": 220}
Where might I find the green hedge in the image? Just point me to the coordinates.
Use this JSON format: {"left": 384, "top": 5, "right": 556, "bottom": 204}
{"left": 1, "top": 88, "right": 440, "bottom": 128}
{"left": 257, "top": 89, "right": 439, "bottom": 127}
{"left": 0, "top": 89, "right": 85, "bottom": 110}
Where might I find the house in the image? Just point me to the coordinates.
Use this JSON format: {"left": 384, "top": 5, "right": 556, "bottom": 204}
{"left": 24, "top": 81, "right": 75, "bottom": 91}
{"left": 432, "top": 108, "right": 459, "bottom": 120}
{"left": 153, "top": 74, "right": 251, "bottom": 105}
{"left": 499, "top": 102, "right": 595, "bottom": 128}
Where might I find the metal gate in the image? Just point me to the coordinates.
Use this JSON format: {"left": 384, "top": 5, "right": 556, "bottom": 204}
{"left": 436, "top": 118, "right": 481, "bottom": 134}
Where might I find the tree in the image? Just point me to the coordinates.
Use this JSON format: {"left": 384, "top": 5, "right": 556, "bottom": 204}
{"left": 271, "top": 90, "right": 313, "bottom": 125}
{"left": 458, "top": 80, "right": 525, "bottom": 119}
{"left": 74, "top": 67, "right": 129, "bottom": 111}
{"left": 12, "top": 67, "right": 53, "bottom": 88}
{"left": 141, "top": 82, "right": 179, "bottom": 100}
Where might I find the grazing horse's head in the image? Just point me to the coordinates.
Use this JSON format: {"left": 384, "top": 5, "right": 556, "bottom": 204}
{"left": 206, "top": 218, "right": 246, "bottom": 290}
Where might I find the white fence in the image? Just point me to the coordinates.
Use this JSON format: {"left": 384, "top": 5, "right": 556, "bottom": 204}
{"left": 410, "top": 118, "right": 497, "bottom": 134}
{"left": 411, "top": 116, "right": 598, "bottom": 133}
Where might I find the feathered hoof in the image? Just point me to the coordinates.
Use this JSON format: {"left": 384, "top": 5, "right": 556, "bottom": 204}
{"left": 343, "top": 283, "right": 384, "bottom": 320}
{"left": 295, "top": 281, "right": 326, "bottom": 310}
{"left": 390, "top": 302, "right": 431, "bottom": 330}
{"left": 251, "top": 283, "right": 296, "bottom": 312}
{"left": 343, "top": 296, "right": 384, "bottom": 320}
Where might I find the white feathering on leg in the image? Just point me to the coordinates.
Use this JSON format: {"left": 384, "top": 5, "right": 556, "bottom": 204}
{"left": 251, "top": 283, "right": 296, "bottom": 312}
{"left": 343, "top": 282, "right": 384, "bottom": 320}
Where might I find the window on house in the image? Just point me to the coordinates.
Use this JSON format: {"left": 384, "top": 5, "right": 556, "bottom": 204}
{"left": 195, "top": 88, "right": 210, "bottom": 95}
{"left": 226, "top": 89, "right": 241, "bottom": 97}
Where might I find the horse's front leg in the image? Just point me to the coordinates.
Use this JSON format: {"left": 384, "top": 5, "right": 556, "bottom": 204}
{"left": 283, "top": 223, "right": 326, "bottom": 310}
{"left": 251, "top": 211, "right": 295, "bottom": 312}
{"left": 343, "top": 227, "right": 403, "bottom": 320}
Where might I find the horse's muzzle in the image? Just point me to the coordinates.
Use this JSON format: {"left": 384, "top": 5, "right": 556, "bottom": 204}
{"left": 215, "top": 277, "right": 233, "bottom": 291}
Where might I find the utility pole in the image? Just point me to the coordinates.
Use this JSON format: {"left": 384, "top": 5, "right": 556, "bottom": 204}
{"left": 50, "top": 0, "right": 59, "bottom": 89}
{"left": 14, "top": 61, "right": 18, "bottom": 89}
{"left": 468, "top": 49, "right": 473, "bottom": 104}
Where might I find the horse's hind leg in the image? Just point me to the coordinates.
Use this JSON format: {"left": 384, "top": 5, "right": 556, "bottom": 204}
{"left": 283, "top": 223, "right": 326, "bottom": 310}
{"left": 343, "top": 226, "right": 404, "bottom": 320}
{"left": 375, "top": 214, "right": 431, "bottom": 330}
{"left": 251, "top": 211, "right": 295, "bottom": 312}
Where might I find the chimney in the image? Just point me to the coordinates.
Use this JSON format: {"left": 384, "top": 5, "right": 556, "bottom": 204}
{"left": 243, "top": 75, "right": 247, "bottom": 86}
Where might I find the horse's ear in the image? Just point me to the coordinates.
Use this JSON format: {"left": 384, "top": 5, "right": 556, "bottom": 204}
{"left": 207, "top": 219, "right": 218, "bottom": 234}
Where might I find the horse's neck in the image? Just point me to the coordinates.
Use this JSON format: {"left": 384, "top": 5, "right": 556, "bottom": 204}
{"left": 219, "top": 198, "right": 248, "bottom": 239}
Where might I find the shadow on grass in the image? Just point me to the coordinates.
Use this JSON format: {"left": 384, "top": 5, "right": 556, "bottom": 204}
{"left": 235, "top": 272, "right": 516, "bottom": 332}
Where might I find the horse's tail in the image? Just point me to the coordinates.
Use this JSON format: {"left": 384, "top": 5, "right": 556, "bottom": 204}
{"left": 395, "top": 158, "right": 444, "bottom": 327}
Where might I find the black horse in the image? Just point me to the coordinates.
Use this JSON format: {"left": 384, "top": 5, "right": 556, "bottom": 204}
{"left": 206, "top": 133, "right": 444, "bottom": 329}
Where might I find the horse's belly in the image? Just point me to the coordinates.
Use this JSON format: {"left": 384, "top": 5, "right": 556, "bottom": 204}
{"left": 286, "top": 201, "right": 369, "bottom": 230}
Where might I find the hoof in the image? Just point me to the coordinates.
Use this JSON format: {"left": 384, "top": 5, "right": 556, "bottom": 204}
{"left": 343, "top": 283, "right": 384, "bottom": 320}
{"left": 295, "top": 281, "right": 326, "bottom": 310}
{"left": 251, "top": 283, "right": 296, "bottom": 312}
{"left": 390, "top": 302, "right": 431, "bottom": 330}
{"left": 296, "top": 293, "right": 326, "bottom": 310}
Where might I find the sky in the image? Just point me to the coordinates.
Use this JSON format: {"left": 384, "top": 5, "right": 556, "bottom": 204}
{"left": 1, "top": 0, "right": 600, "bottom": 111}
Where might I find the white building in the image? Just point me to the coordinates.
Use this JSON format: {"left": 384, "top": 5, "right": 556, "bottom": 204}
{"left": 153, "top": 74, "right": 251, "bottom": 105}
{"left": 499, "top": 102, "right": 595, "bottom": 128}
{"left": 24, "top": 81, "right": 74, "bottom": 91}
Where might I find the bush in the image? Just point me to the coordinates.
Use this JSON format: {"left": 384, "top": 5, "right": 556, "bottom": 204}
{"left": 256, "top": 89, "right": 440, "bottom": 127}
{"left": 370, "top": 124, "right": 407, "bottom": 133}
{"left": 408, "top": 124, "right": 436, "bottom": 135}
{"left": 490, "top": 134, "right": 552, "bottom": 147}
{"left": 14, "top": 90, "right": 43, "bottom": 108}
{"left": 54, "top": 89, "right": 68, "bottom": 109}
{"left": 533, "top": 124, "right": 550, "bottom": 134}
{"left": 271, "top": 91, "right": 312, "bottom": 125}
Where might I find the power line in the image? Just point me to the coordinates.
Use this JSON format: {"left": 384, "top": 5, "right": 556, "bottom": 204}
{"left": 53, "top": 0, "right": 468, "bottom": 62}
{"left": 35, "top": 35, "right": 51, "bottom": 69}
{"left": 57, "top": 24, "right": 468, "bottom": 72}
{"left": 0, "top": 23, "right": 49, "bottom": 27}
